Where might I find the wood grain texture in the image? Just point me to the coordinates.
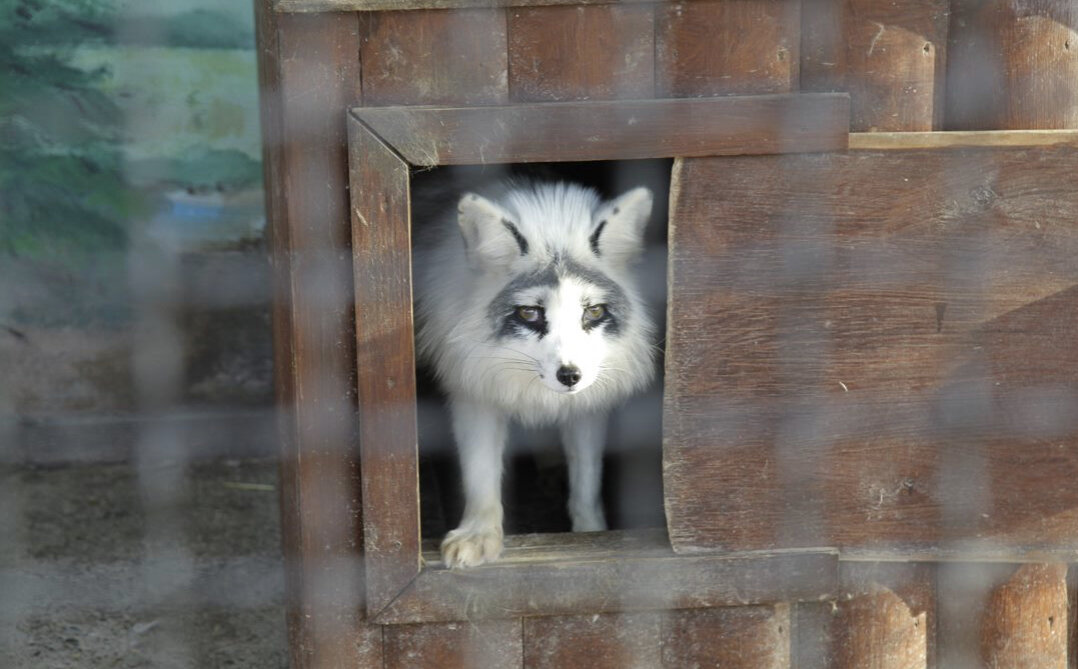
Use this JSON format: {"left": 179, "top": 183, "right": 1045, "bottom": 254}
{"left": 385, "top": 619, "right": 523, "bottom": 669}
{"left": 523, "top": 612, "right": 662, "bottom": 669}
{"left": 849, "top": 129, "right": 1078, "bottom": 150}
{"left": 801, "top": 0, "right": 949, "bottom": 131}
{"left": 656, "top": 0, "right": 800, "bottom": 97}
{"left": 662, "top": 604, "right": 792, "bottom": 668}
{"left": 376, "top": 533, "right": 837, "bottom": 623}
{"left": 838, "top": 563, "right": 936, "bottom": 669}
{"left": 664, "top": 147, "right": 1078, "bottom": 558}
{"left": 796, "top": 562, "right": 936, "bottom": 668}
{"left": 278, "top": 0, "right": 651, "bottom": 11}
{"left": 268, "top": 10, "right": 376, "bottom": 668}
{"left": 937, "top": 563, "right": 1068, "bottom": 669}
{"left": 352, "top": 94, "right": 850, "bottom": 166}
{"left": 507, "top": 5, "right": 654, "bottom": 102}
{"left": 360, "top": 9, "right": 508, "bottom": 106}
{"left": 981, "top": 564, "right": 1068, "bottom": 668}
{"left": 947, "top": 0, "right": 1078, "bottom": 130}
{"left": 348, "top": 118, "right": 421, "bottom": 618}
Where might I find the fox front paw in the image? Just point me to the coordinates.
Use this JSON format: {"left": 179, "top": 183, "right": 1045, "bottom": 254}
{"left": 440, "top": 525, "right": 503, "bottom": 568}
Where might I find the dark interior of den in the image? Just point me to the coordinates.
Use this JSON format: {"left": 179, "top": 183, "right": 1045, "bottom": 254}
{"left": 411, "top": 159, "right": 672, "bottom": 540}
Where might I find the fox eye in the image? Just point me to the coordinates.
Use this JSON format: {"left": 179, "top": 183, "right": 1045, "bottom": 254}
{"left": 516, "top": 306, "right": 542, "bottom": 322}
{"left": 583, "top": 304, "right": 606, "bottom": 322}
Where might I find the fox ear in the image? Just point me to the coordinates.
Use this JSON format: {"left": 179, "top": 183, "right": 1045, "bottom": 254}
{"left": 457, "top": 193, "right": 529, "bottom": 269}
{"left": 589, "top": 187, "right": 652, "bottom": 264}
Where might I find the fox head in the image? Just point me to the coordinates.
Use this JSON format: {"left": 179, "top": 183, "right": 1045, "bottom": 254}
{"left": 456, "top": 182, "right": 654, "bottom": 398}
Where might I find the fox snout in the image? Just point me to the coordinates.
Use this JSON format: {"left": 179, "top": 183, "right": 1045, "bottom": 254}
{"left": 556, "top": 364, "right": 582, "bottom": 388}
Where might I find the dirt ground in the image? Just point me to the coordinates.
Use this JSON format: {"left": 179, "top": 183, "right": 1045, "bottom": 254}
{"left": 0, "top": 458, "right": 287, "bottom": 668}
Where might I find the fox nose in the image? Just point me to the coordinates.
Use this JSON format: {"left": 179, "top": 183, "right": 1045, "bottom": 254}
{"left": 556, "top": 365, "right": 582, "bottom": 388}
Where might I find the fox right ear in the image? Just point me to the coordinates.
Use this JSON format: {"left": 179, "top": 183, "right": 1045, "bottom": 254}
{"left": 458, "top": 193, "right": 529, "bottom": 269}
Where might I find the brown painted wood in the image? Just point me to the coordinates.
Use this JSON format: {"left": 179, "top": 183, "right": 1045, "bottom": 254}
{"left": 264, "top": 9, "right": 379, "bottom": 668}
{"left": 360, "top": 9, "right": 509, "bottom": 107}
{"left": 656, "top": 0, "right": 800, "bottom": 97}
{"left": 947, "top": 1, "right": 1078, "bottom": 130}
{"left": 850, "top": 129, "right": 1078, "bottom": 150}
{"left": 385, "top": 619, "right": 523, "bottom": 669}
{"left": 662, "top": 604, "right": 792, "bottom": 668}
{"left": 374, "top": 531, "right": 837, "bottom": 623}
{"left": 938, "top": 563, "right": 1068, "bottom": 668}
{"left": 664, "top": 146, "right": 1078, "bottom": 558}
{"left": 348, "top": 119, "right": 421, "bottom": 618}
{"left": 507, "top": 5, "right": 654, "bottom": 102}
{"left": 801, "top": 0, "right": 949, "bottom": 131}
{"left": 836, "top": 588, "right": 926, "bottom": 669}
{"left": 523, "top": 612, "right": 663, "bottom": 669}
{"left": 982, "top": 564, "right": 1069, "bottom": 668}
{"left": 278, "top": 0, "right": 651, "bottom": 10}
{"left": 256, "top": 5, "right": 306, "bottom": 665}
{"left": 1066, "top": 567, "right": 1078, "bottom": 669}
{"left": 352, "top": 94, "right": 851, "bottom": 166}
{"left": 838, "top": 563, "right": 936, "bottom": 669}
{"left": 795, "top": 563, "right": 935, "bottom": 668}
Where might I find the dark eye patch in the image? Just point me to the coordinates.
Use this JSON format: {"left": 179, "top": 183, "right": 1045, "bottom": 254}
{"left": 502, "top": 304, "right": 547, "bottom": 338}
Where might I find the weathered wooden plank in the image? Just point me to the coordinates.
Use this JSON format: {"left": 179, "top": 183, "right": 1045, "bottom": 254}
{"left": 375, "top": 534, "right": 837, "bottom": 623}
{"left": 937, "top": 563, "right": 1068, "bottom": 668}
{"left": 278, "top": 0, "right": 650, "bottom": 11}
{"left": 850, "top": 129, "right": 1078, "bottom": 150}
{"left": 507, "top": 5, "right": 654, "bottom": 102}
{"left": 268, "top": 9, "right": 377, "bottom": 668}
{"left": 523, "top": 612, "right": 662, "bottom": 669}
{"left": 801, "top": 0, "right": 949, "bottom": 131}
{"left": 348, "top": 118, "right": 421, "bottom": 617}
{"left": 352, "top": 94, "right": 851, "bottom": 166}
{"left": 656, "top": 0, "right": 800, "bottom": 97}
{"left": 360, "top": 9, "right": 508, "bottom": 106}
{"left": 664, "top": 147, "right": 1078, "bottom": 557}
{"left": 839, "top": 564, "right": 934, "bottom": 669}
{"left": 385, "top": 619, "right": 523, "bottom": 669}
{"left": 662, "top": 604, "right": 792, "bottom": 668}
{"left": 795, "top": 563, "right": 936, "bottom": 669}
{"left": 947, "top": 0, "right": 1078, "bottom": 130}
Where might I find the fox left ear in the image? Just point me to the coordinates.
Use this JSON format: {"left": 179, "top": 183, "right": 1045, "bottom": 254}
{"left": 589, "top": 187, "right": 652, "bottom": 264}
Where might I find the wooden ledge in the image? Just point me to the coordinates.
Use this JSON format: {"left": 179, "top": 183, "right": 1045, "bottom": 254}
{"left": 850, "top": 129, "right": 1078, "bottom": 151}
{"left": 372, "top": 530, "right": 839, "bottom": 624}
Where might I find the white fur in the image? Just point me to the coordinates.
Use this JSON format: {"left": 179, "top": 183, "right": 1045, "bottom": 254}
{"left": 414, "top": 181, "right": 656, "bottom": 568}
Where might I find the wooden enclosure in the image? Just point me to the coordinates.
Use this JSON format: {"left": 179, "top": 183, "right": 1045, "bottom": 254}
{"left": 255, "top": 0, "right": 1078, "bottom": 666}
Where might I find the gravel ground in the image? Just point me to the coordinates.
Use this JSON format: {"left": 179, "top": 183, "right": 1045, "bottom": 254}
{"left": 0, "top": 458, "right": 287, "bottom": 668}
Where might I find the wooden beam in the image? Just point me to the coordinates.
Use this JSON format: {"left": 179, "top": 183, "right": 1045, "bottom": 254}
{"left": 373, "top": 531, "right": 838, "bottom": 624}
{"left": 276, "top": 0, "right": 649, "bottom": 12}
{"left": 352, "top": 94, "right": 851, "bottom": 166}
{"left": 850, "top": 129, "right": 1078, "bottom": 150}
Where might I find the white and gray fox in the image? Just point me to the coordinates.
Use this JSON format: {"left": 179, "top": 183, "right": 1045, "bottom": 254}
{"left": 414, "top": 180, "right": 656, "bottom": 567}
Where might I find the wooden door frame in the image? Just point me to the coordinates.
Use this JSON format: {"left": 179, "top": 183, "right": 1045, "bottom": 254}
{"left": 346, "top": 93, "right": 850, "bottom": 622}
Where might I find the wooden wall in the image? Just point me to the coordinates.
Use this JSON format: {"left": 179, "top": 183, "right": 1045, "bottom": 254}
{"left": 256, "top": 0, "right": 1078, "bottom": 666}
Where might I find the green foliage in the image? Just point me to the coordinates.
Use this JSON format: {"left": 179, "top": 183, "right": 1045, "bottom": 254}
{"left": 0, "top": 0, "right": 139, "bottom": 258}
{"left": 128, "top": 148, "right": 263, "bottom": 191}
{"left": 118, "top": 9, "right": 255, "bottom": 50}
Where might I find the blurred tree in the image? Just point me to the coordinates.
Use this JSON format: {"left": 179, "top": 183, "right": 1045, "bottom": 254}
{"left": 0, "top": 0, "right": 136, "bottom": 257}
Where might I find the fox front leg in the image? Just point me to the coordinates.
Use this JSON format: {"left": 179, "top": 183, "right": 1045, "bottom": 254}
{"left": 441, "top": 399, "right": 507, "bottom": 568}
{"left": 561, "top": 414, "right": 608, "bottom": 532}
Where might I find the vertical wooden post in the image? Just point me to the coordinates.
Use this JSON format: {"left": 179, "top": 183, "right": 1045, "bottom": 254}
{"left": 947, "top": 0, "right": 1078, "bottom": 129}
{"left": 256, "top": 4, "right": 381, "bottom": 667}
